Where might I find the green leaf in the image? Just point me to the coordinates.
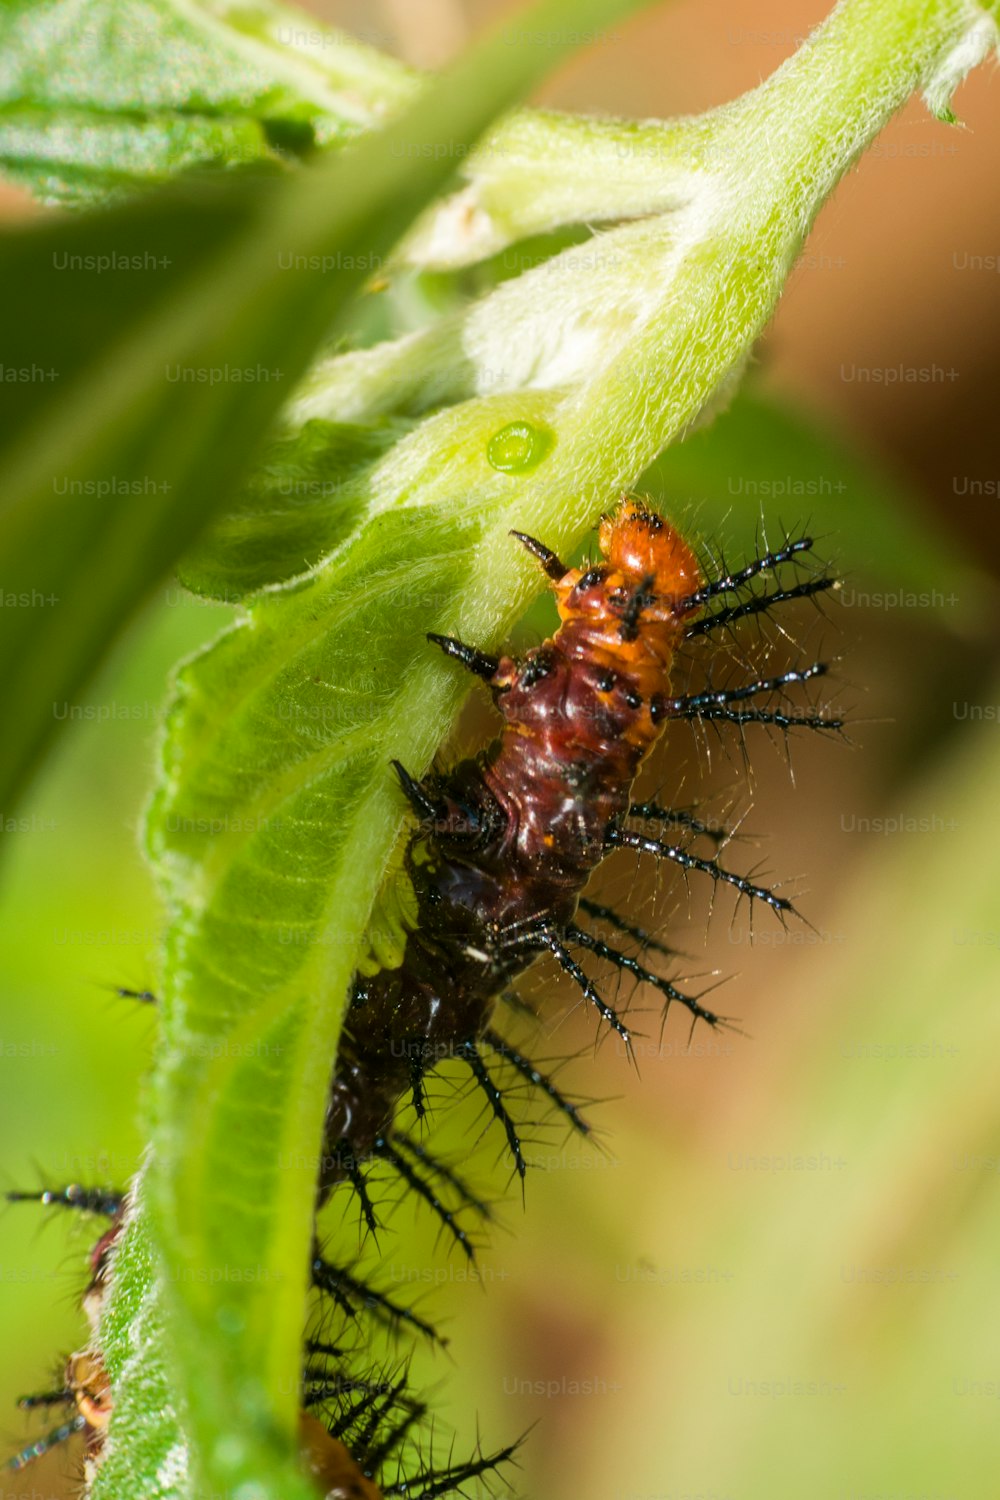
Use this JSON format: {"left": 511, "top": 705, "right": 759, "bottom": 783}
{"left": 94, "top": 1190, "right": 190, "bottom": 1499}
{"left": 184, "top": 383, "right": 986, "bottom": 611}
{"left": 0, "top": 108, "right": 274, "bottom": 202}
{"left": 0, "top": 0, "right": 417, "bottom": 203}
{"left": 178, "top": 416, "right": 413, "bottom": 599}
{"left": 0, "top": 0, "right": 718, "bottom": 296}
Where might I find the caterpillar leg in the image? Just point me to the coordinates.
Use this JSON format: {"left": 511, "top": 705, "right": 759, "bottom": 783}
{"left": 347, "top": 1379, "right": 417, "bottom": 1460}
{"left": 683, "top": 535, "right": 817, "bottom": 609}
{"left": 565, "top": 925, "right": 729, "bottom": 1034}
{"left": 303, "top": 1350, "right": 419, "bottom": 1431}
{"left": 624, "top": 804, "right": 726, "bottom": 845}
{"left": 310, "top": 1358, "right": 428, "bottom": 1477}
{"left": 361, "top": 1400, "right": 427, "bottom": 1473}
{"left": 305, "top": 1337, "right": 349, "bottom": 1361}
{"left": 16, "top": 1389, "right": 75, "bottom": 1411}
{"left": 390, "top": 1131, "right": 493, "bottom": 1223}
{"left": 687, "top": 574, "right": 835, "bottom": 637}
{"left": 578, "top": 895, "right": 678, "bottom": 961}
{"left": 408, "top": 1056, "right": 428, "bottom": 1121}
{"left": 664, "top": 663, "right": 828, "bottom": 716}
{"left": 517, "top": 928, "right": 632, "bottom": 1053}
{"left": 310, "top": 1365, "right": 518, "bottom": 1500}
{"left": 455, "top": 1039, "right": 526, "bottom": 1182}
{"left": 114, "top": 985, "right": 157, "bottom": 1003}
{"left": 373, "top": 1135, "right": 480, "bottom": 1261}
{"left": 322, "top": 1140, "right": 381, "bottom": 1236}
{"left": 482, "top": 1029, "right": 591, "bottom": 1139}
{"left": 655, "top": 664, "right": 843, "bottom": 734}
{"left": 426, "top": 633, "right": 499, "bottom": 681}
{"left": 605, "top": 826, "right": 794, "bottom": 919}
{"left": 305, "top": 1370, "right": 420, "bottom": 1422}
{"left": 382, "top": 1438, "right": 522, "bottom": 1499}
{"left": 392, "top": 760, "right": 439, "bottom": 822}
{"left": 684, "top": 704, "right": 843, "bottom": 732}
{"left": 347, "top": 1159, "right": 380, "bottom": 1238}
{"left": 311, "top": 1251, "right": 443, "bottom": 1346}
{"left": 509, "top": 529, "right": 566, "bottom": 579}
{"left": 6, "top": 1184, "right": 123, "bottom": 1218}
{"left": 6, "top": 1413, "right": 85, "bottom": 1471}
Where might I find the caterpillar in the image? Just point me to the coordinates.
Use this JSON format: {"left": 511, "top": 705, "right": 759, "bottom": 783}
{"left": 319, "top": 496, "right": 839, "bottom": 1225}
{"left": 5, "top": 1183, "right": 516, "bottom": 1498}
{"left": 4, "top": 1186, "right": 122, "bottom": 1482}
{"left": 6, "top": 496, "right": 839, "bottom": 1496}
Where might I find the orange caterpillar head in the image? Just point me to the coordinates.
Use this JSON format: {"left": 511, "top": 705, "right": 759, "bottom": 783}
{"left": 598, "top": 496, "right": 703, "bottom": 609}
{"left": 541, "top": 496, "right": 704, "bottom": 704}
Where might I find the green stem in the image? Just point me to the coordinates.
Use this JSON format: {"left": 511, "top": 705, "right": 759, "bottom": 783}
{"left": 719, "top": 0, "right": 999, "bottom": 197}
{"left": 304, "top": 0, "right": 998, "bottom": 442}
{"left": 158, "top": 1, "right": 1000, "bottom": 272}
{"left": 405, "top": 0, "right": 999, "bottom": 266}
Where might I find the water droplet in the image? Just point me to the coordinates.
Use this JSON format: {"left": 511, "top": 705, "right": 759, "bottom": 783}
{"left": 487, "top": 421, "right": 552, "bottom": 474}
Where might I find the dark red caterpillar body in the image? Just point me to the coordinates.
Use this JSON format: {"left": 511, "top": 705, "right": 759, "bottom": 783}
{"left": 321, "top": 496, "right": 827, "bottom": 1203}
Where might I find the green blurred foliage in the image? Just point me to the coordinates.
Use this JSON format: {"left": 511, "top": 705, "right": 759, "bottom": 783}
{"left": 0, "top": 591, "right": 228, "bottom": 1497}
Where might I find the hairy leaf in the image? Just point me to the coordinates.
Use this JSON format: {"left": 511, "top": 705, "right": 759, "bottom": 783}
{"left": 0, "top": 0, "right": 416, "bottom": 203}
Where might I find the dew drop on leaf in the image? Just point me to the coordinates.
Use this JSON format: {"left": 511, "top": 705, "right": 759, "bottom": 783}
{"left": 486, "top": 420, "right": 553, "bottom": 473}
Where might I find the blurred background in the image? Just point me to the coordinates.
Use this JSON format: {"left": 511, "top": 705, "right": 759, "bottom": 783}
{"left": 2, "top": 2, "right": 998, "bottom": 1498}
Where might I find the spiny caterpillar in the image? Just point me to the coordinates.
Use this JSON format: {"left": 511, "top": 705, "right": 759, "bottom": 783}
{"left": 5, "top": 1186, "right": 120, "bottom": 1482}
{"left": 319, "top": 496, "right": 839, "bottom": 1216}
{"left": 5, "top": 1185, "right": 517, "bottom": 1497}
{"left": 6, "top": 496, "right": 840, "bottom": 1496}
